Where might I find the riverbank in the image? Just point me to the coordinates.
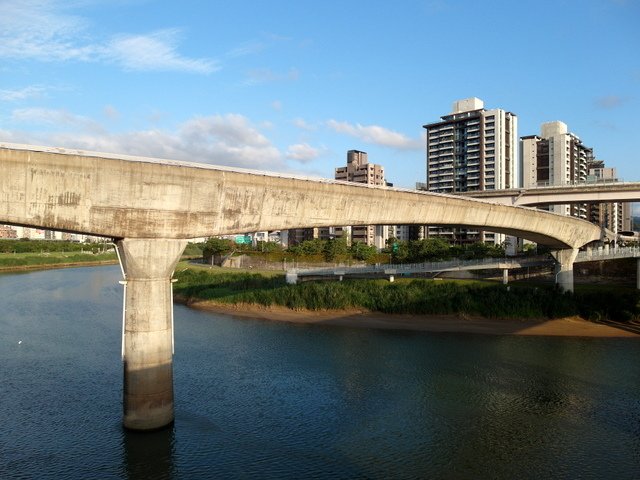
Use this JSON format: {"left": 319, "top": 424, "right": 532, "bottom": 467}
{"left": 178, "top": 298, "right": 639, "bottom": 338}
{"left": 0, "top": 257, "right": 117, "bottom": 272}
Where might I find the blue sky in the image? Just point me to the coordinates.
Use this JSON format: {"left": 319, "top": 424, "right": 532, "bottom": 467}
{"left": 1, "top": 0, "right": 639, "bottom": 190}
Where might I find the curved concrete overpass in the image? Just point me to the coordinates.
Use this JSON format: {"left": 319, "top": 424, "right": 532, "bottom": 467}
{"left": 0, "top": 143, "right": 602, "bottom": 249}
{"left": 460, "top": 183, "right": 640, "bottom": 206}
{"left": 0, "top": 142, "right": 604, "bottom": 431}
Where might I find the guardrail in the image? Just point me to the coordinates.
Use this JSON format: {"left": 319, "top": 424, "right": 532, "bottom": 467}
{"left": 576, "top": 246, "right": 640, "bottom": 262}
{"left": 289, "top": 247, "right": 640, "bottom": 282}
{"left": 292, "top": 255, "right": 553, "bottom": 278}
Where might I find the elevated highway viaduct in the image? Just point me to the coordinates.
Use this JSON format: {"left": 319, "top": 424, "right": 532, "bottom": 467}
{"left": 458, "top": 182, "right": 640, "bottom": 206}
{"left": 0, "top": 143, "right": 605, "bottom": 431}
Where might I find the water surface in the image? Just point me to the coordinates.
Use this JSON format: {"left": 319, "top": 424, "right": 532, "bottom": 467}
{"left": 1, "top": 266, "right": 638, "bottom": 479}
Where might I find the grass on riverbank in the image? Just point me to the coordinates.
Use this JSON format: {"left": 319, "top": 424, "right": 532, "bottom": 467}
{"left": 0, "top": 251, "right": 117, "bottom": 270}
{"left": 173, "top": 266, "right": 640, "bottom": 322}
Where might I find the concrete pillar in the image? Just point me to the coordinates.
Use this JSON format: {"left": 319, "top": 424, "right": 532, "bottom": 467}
{"left": 502, "top": 269, "right": 509, "bottom": 285}
{"left": 285, "top": 272, "right": 298, "bottom": 284}
{"left": 551, "top": 248, "right": 579, "bottom": 293}
{"left": 116, "top": 238, "right": 187, "bottom": 431}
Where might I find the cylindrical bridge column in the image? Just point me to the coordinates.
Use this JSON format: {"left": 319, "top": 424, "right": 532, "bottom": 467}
{"left": 551, "top": 248, "right": 579, "bottom": 293}
{"left": 116, "top": 238, "right": 187, "bottom": 431}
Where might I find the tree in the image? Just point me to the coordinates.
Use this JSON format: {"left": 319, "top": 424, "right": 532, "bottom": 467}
{"left": 350, "top": 242, "right": 377, "bottom": 261}
{"left": 323, "top": 238, "right": 348, "bottom": 261}
{"left": 390, "top": 240, "right": 410, "bottom": 263}
{"left": 408, "top": 238, "right": 451, "bottom": 262}
{"left": 463, "top": 242, "right": 505, "bottom": 259}
{"left": 203, "top": 237, "right": 234, "bottom": 258}
{"left": 256, "top": 241, "right": 282, "bottom": 253}
{"left": 300, "top": 239, "right": 326, "bottom": 256}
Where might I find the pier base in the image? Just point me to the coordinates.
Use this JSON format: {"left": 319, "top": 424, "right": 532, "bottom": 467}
{"left": 116, "top": 238, "right": 187, "bottom": 431}
{"left": 551, "top": 248, "right": 578, "bottom": 293}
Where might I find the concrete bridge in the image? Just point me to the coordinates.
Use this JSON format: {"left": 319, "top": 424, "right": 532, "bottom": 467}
{"left": 290, "top": 246, "right": 640, "bottom": 285}
{"left": 456, "top": 182, "right": 640, "bottom": 206}
{"left": 0, "top": 143, "right": 605, "bottom": 431}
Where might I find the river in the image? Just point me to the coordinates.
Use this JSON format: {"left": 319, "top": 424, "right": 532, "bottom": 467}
{"left": 0, "top": 266, "right": 639, "bottom": 479}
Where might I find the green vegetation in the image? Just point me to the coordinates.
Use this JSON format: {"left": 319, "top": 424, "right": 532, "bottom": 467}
{"left": 0, "top": 239, "right": 111, "bottom": 254}
{"left": 183, "top": 242, "right": 205, "bottom": 257}
{"left": 0, "top": 251, "right": 117, "bottom": 269}
{"left": 173, "top": 267, "right": 640, "bottom": 322}
{"left": 0, "top": 240, "right": 203, "bottom": 270}
{"left": 201, "top": 236, "right": 515, "bottom": 266}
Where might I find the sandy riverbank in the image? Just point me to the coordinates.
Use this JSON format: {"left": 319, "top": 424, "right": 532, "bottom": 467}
{"left": 179, "top": 299, "right": 639, "bottom": 338}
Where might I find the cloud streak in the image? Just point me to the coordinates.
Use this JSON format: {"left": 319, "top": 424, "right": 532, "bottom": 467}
{"left": 104, "top": 29, "right": 217, "bottom": 73}
{"left": 326, "top": 120, "right": 422, "bottom": 150}
{"left": 0, "top": 85, "right": 49, "bottom": 101}
{"left": 0, "top": 0, "right": 216, "bottom": 73}
{"left": 286, "top": 143, "right": 321, "bottom": 163}
{"left": 5, "top": 110, "right": 290, "bottom": 170}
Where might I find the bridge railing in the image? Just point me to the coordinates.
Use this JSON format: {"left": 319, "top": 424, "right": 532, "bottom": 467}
{"left": 293, "top": 255, "right": 553, "bottom": 277}
{"left": 576, "top": 246, "right": 640, "bottom": 262}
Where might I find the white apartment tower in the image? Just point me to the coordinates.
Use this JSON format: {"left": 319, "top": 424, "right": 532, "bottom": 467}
{"left": 335, "top": 150, "right": 389, "bottom": 248}
{"left": 586, "top": 160, "right": 631, "bottom": 235}
{"left": 422, "top": 97, "right": 518, "bottom": 244}
{"left": 521, "top": 121, "right": 591, "bottom": 218}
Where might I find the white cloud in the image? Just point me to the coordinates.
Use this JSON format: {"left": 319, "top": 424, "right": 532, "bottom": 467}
{"left": 0, "top": 0, "right": 216, "bottom": 73}
{"left": 286, "top": 143, "right": 321, "bottom": 163}
{"left": 292, "top": 118, "right": 317, "bottom": 131}
{"left": 226, "top": 41, "right": 266, "bottom": 58}
{"left": 326, "top": 119, "right": 422, "bottom": 150}
{"left": 103, "top": 105, "right": 120, "bottom": 120}
{"left": 11, "top": 107, "right": 105, "bottom": 133}
{"left": 0, "top": 85, "right": 48, "bottom": 101}
{"left": 104, "top": 29, "right": 217, "bottom": 74}
{"left": 5, "top": 110, "right": 287, "bottom": 170}
{"left": 0, "top": 0, "right": 93, "bottom": 61}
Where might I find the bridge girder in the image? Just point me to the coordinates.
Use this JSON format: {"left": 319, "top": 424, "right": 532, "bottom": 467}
{"left": 1, "top": 143, "right": 602, "bottom": 249}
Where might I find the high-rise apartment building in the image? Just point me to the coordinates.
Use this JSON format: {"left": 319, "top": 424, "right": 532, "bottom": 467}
{"left": 521, "top": 121, "right": 591, "bottom": 218}
{"left": 585, "top": 160, "right": 631, "bottom": 235}
{"left": 421, "top": 97, "right": 518, "bottom": 244}
{"left": 335, "top": 150, "right": 389, "bottom": 248}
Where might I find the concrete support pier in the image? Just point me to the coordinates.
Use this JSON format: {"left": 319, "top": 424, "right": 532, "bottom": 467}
{"left": 551, "top": 248, "right": 579, "bottom": 293}
{"left": 116, "top": 238, "right": 187, "bottom": 430}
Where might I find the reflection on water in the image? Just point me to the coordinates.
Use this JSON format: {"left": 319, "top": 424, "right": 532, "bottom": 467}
{"left": 124, "top": 427, "right": 175, "bottom": 480}
{"left": 0, "top": 266, "right": 639, "bottom": 479}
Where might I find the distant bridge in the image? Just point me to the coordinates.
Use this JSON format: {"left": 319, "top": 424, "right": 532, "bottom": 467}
{"left": 454, "top": 182, "right": 640, "bottom": 206}
{"left": 289, "top": 246, "right": 640, "bottom": 284}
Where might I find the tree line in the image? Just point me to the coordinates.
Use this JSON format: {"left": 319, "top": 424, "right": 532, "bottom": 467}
{"left": 203, "top": 236, "right": 513, "bottom": 264}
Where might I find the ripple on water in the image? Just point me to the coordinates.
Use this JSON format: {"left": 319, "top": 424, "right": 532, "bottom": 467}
{"left": 1, "top": 267, "right": 639, "bottom": 479}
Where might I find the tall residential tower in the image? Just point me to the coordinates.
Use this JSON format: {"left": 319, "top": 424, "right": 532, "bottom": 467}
{"left": 521, "top": 121, "right": 591, "bottom": 218}
{"left": 335, "top": 150, "right": 389, "bottom": 248}
{"left": 421, "top": 97, "right": 518, "bottom": 244}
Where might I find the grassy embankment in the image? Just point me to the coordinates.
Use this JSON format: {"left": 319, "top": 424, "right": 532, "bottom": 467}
{"left": 0, "top": 251, "right": 118, "bottom": 271}
{"left": 0, "top": 241, "right": 204, "bottom": 272}
{"left": 173, "top": 264, "right": 640, "bottom": 322}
